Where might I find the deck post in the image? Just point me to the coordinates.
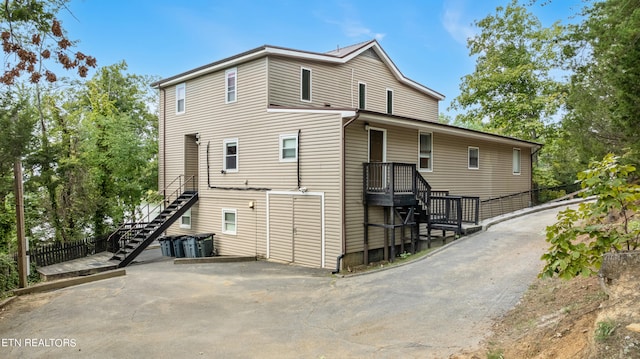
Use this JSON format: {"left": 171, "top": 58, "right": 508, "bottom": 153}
{"left": 383, "top": 208, "right": 389, "bottom": 261}
{"left": 389, "top": 206, "right": 395, "bottom": 262}
{"left": 364, "top": 204, "right": 369, "bottom": 265}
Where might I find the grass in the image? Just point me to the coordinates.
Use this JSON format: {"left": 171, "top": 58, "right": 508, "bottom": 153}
{"left": 595, "top": 319, "right": 617, "bottom": 342}
{"left": 486, "top": 348, "right": 505, "bottom": 359}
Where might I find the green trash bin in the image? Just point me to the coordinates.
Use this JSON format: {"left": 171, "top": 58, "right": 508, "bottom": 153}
{"left": 194, "top": 233, "right": 215, "bottom": 257}
{"left": 182, "top": 234, "right": 215, "bottom": 258}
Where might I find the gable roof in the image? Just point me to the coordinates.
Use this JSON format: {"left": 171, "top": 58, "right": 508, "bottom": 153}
{"left": 151, "top": 40, "right": 445, "bottom": 101}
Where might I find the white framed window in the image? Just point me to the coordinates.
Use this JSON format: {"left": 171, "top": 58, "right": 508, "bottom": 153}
{"left": 419, "top": 132, "right": 433, "bottom": 171}
{"left": 468, "top": 147, "right": 479, "bottom": 169}
{"left": 225, "top": 68, "right": 237, "bottom": 103}
{"left": 279, "top": 134, "right": 298, "bottom": 162}
{"left": 301, "top": 67, "right": 312, "bottom": 102}
{"left": 222, "top": 208, "right": 237, "bottom": 235}
{"left": 358, "top": 82, "right": 366, "bottom": 109}
{"left": 176, "top": 83, "right": 185, "bottom": 114}
{"left": 223, "top": 138, "right": 238, "bottom": 172}
{"left": 386, "top": 88, "right": 393, "bottom": 114}
{"left": 513, "top": 148, "right": 521, "bottom": 175}
{"left": 180, "top": 209, "right": 191, "bottom": 229}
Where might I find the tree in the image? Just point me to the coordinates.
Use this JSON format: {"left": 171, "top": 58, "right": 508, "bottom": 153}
{"left": 449, "top": 0, "right": 565, "bottom": 142}
{"left": 0, "top": 0, "right": 96, "bottom": 286}
{"left": 70, "top": 62, "right": 158, "bottom": 236}
{"left": 561, "top": 0, "right": 640, "bottom": 165}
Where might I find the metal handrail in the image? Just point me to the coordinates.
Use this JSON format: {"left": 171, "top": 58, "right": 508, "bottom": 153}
{"left": 107, "top": 175, "right": 197, "bottom": 248}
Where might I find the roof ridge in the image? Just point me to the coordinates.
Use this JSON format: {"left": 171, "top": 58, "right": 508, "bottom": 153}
{"left": 324, "top": 39, "right": 376, "bottom": 57}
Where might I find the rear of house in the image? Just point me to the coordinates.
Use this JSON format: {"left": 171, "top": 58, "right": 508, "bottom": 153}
{"left": 153, "top": 40, "right": 539, "bottom": 270}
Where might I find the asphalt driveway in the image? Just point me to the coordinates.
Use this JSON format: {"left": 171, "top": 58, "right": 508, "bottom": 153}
{"left": 0, "top": 204, "right": 573, "bottom": 358}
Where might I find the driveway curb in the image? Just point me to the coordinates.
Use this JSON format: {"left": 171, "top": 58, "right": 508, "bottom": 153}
{"left": 12, "top": 269, "right": 126, "bottom": 296}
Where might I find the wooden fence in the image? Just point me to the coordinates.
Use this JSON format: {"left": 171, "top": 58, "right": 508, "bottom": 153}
{"left": 28, "top": 238, "right": 92, "bottom": 267}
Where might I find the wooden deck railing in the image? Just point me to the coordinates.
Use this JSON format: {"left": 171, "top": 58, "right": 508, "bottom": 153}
{"left": 364, "top": 162, "right": 480, "bottom": 228}
{"left": 364, "top": 162, "right": 416, "bottom": 195}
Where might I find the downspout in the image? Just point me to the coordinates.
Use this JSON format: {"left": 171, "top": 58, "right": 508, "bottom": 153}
{"left": 297, "top": 129, "right": 301, "bottom": 189}
{"left": 334, "top": 112, "right": 360, "bottom": 274}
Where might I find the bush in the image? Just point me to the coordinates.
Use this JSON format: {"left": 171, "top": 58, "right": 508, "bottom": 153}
{"left": 540, "top": 153, "right": 640, "bottom": 279}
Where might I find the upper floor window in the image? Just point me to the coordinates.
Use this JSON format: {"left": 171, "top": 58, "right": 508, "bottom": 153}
{"left": 468, "top": 147, "right": 479, "bottom": 169}
{"left": 301, "top": 67, "right": 312, "bottom": 102}
{"left": 280, "top": 134, "right": 298, "bottom": 162}
{"left": 386, "top": 89, "right": 393, "bottom": 114}
{"left": 513, "top": 148, "right": 521, "bottom": 175}
{"left": 358, "top": 82, "right": 366, "bottom": 109}
{"left": 225, "top": 68, "right": 237, "bottom": 103}
{"left": 176, "top": 83, "right": 185, "bottom": 114}
{"left": 419, "top": 132, "right": 432, "bottom": 171}
{"left": 223, "top": 138, "right": 238, "bottom": 172}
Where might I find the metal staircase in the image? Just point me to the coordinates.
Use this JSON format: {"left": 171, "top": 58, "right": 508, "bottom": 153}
{"left": 108, "top": 175, "right": 198, "bottom": 268}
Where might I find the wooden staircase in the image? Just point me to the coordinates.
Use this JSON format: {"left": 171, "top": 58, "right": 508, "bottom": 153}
{"left": 363, "top": 162, "right": 480, "bottom": 261}
{"left": 108, "top": 175, "right": 198, "bottom": 268}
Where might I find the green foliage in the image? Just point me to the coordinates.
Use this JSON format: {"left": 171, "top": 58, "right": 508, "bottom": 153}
{"left": 594, "top": 319, "right": 617, "bottom": 342}
{"left": 0, "top": 252, "right": 18, "bottom": 294}
{"left": 540, "top": 153, "right": 640, "bottom": 279}
{"left": 486, "top": 348, "right": 505, "bottom": 359}
{"left": 562, "top": 0, "right": 640, "bottom": 165}
{"left": 449, "top": 0, "right": 565, "bottom": 142}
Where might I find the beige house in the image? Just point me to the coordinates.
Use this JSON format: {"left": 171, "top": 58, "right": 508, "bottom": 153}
{"left": 150, "top": 40, "right": 540, "bottom": 270}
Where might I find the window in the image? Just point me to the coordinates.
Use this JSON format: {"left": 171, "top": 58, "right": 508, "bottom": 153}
{"left": 223, "top": 139, "right": 238, "bottom": 172}
{"left": 468, "top": 147, "right": 479, "bottom": 169}
{"left": 222, "top": 209, "right": 237, "bottom": 235}
{"left": 513, "top": 148, "right": 521, "bottom": 175}
{"left": 301, "top": 67, "right": 311, "bottom": 101}
{"left": 419, "top": 132, "right": 433, "bottom": 171}
{"left": 386, "top": 89, "right": 393, "bottom": 114}
{"left": 176, "top": 83, "right": 185, "bottom": 114}
{"left": 180, "top": 209, "right": 191, "bottom": 229}
{"left": 225, "top": 68, "right": 237, "bottom": 103}
{"left": 280, "top": 134, "right": 298, "bottom": 162}
{"left": 358, "top": 82, "right": 366, "bottom": 109}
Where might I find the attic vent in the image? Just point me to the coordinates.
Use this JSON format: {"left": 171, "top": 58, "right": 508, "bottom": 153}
{"left": 362, "top": 48, "right": 381, "bottom": 61}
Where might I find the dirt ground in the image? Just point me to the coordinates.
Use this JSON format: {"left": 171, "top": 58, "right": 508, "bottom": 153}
{"left": 453, "top": 272, "right": 640, "bottom": 359}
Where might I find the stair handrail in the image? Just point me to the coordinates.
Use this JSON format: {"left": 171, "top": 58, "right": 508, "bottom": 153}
{"left": 107, "top": 175, "right": 197, "bottom": 248}
{"left": 414, "top": 171, "right": 431, "bottom": 209}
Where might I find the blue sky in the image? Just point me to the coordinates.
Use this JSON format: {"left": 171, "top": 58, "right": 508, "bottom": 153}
{"left": 58, "top": 0, "right": 584, "bottom": 117}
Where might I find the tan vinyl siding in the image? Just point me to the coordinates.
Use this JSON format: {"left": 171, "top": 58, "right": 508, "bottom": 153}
{"left": 421, "top": 133, "right": 532, "bottom": 199}
{"left": 291, "top": 195, "right": 322, "bottom": 267}
{"left": 344, "top": 118, "right": 533, "bottom": 256}
{"left": 268, "top": 55, "right": 438, "bottom": 121}
{"left": 159, "top": 56, "right": 342, "bottom": 267}
{"left": 268, "top": 194, "right": 293, "bottom": 262}
{"left": 267, "top": 193, "right": 324, "bottom": 267}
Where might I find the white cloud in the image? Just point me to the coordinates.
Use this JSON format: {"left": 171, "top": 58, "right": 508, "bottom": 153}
{"left": 441, "top": 0, "right": 476, "bottom": 46}
{"left": 320, "top": 2, "right": 385, "bottom": 41}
